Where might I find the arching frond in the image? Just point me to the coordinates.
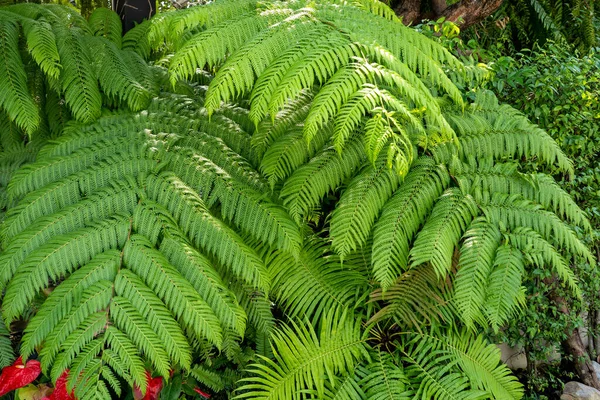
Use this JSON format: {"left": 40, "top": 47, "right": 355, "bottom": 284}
{"left": 281, "top": 135, "right": 365, "bottom": 222}
{"left": 483, "top": 244, "right": 526, "bottom": 332}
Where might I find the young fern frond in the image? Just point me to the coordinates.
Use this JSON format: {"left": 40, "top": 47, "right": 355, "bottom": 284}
{"left": 400, "top": 330, "right": 523, "bottom": 399}
{"left": 236, "top": 310, "right": 368, "bottom": 400}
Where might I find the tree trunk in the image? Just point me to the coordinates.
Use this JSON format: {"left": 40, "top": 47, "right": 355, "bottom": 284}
{"left": 545, "top": 277, "right": 600, "bottom": 389}
{"left": 393, "top": 0, "right": 421, "bottom": 25}
{"left": 393, "top": 0, "right": 504, "bottom": 29}
{"left": 113, "top": 0, "right": 155, "bottom": 34}
{"left": 438, "top": 0, "right": 504, "bottom": 28}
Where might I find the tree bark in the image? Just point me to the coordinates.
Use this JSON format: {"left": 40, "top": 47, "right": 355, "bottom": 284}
{"left": 438, "top": 0, "right": 503, "bottom": 28}
{"left": 393, "top": 0, "right": 504, "bottom": 29}
{"left": 545, "top": 277, "right": 600, "bottom": 389}
{"left": 393, "top": 0, "right": 421, "bottom": 25}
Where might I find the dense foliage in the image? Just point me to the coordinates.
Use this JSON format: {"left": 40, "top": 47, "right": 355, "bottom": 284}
{"left": 489, "top": 44, "right": 600, "bottom": 397}
{"left": 0, "top": 0, "right": 596, "bottom": 399}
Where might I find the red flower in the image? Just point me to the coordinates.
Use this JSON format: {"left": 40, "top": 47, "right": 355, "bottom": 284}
{"left": 0, "top": 356, "right": 42, "bottom": 396}
{"left": 42, "top": 370, "right": 75, "bottom": 400}
{"left": 133, "top": 371, "right": 163, "bottom": 400}
{"left": 193, "top": 387, "right": 211, "bottom": 398}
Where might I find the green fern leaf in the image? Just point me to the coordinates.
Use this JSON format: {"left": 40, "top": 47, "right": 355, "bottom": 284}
{"left": 453, "top": 219, "right": 502, "bottom": 328}
{"left": 0, "top": 19, "right": 40, "bottom": 135}
{"left": 371, "top": 157, "right": 450, "bottom": 290}
{"left": 236, "top": 310, "right": 368, "bottom": 400}
{"left": 409, "top": 188, "right": 478, "bottom": 278}
{"left": 88, "top": 8, "right": 122, "bottom": 48}
{"left": 484, "top": 244, "right": 526, "bottom": 332}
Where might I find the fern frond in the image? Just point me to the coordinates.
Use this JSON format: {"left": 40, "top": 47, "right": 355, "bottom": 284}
{"left": 442, "top": 104, "right": 573, "bottom": 175}
{"left": 110, "top": 296, "right": 172, "bottom": 378}
{"left": 371, "top": 157, "right": 450, "bottom": 290}
{"left": 236, "top": 310, "right": 368, "bottom": 400}
{"left": 330, "top": 161, "right": 402, "bottom": 260}
{"left": 54, "top": 25, "right": 102, "bottom": 123}
{"left": 483, "top": 244, "right": 526, "bottom": 332}
{"left": 144, "top": 173, "right": 269, "bottom": 290}
{"left": 369, "top": 264, "right": 451, "bottom": 330}
{"left": 20, "top": 250, "right": 120, "bottom": 358}
{"left": 251, "top": 90, "right": 313, "bottom": 157}
{"left": 114, "top": 268, "right": 193, "bottom": 369}
{"left": 203, "top": 11, "right": 322, "bottom": 115}
{"left": 452, "top": 160, "right": 591, "bottom": 231}
{"left": 453, "top": 218, "right": 502, "bottom": 328}
{"left": 481, "top": 193, "right": 593, "bottom": 265}
{"left": 88, "top": 8, "right": 122, "bottom": 48}
{"left": 122, "top": 20, "right": 151, "bottom": 58}
{"left": 506, "top": 227, "right": 580, "bottom": 296}
{"left": 267, "top": 237, "right": 368, "bottom": 322}
{"left": 2, "top": 216, "right": 130, "bottom": 321}
{"left": 400, "top": 329, "right": 523, "bottom": 399}
{"left": 409, "top": 189, "right": 478, "bottom": 278}
{"left": 104, "top": 327, "right": 148, "bottom": 391}
{"left": 88, "top": 36, "right": 151, "bottom": 111}
{"left": 157, "top": 219, "right": 247, "bottom": 336}
{"left": 169, "top": 10, "right": 290, "bottom": 85}
{"left": 20, "top": 17, "right": 61, "bottom": 80}
{"left": 149, "top": 0, "right": 256, "bottom": 46}
{"left": 123, "top": 234, "right": 225, "bottom": 348}
{"left": 357, "top": 350, "right": 412, "bottom": 400}
{"left": 0, "top": 318, "right": 14, "bottom": 368}
{"left": 281, "top": 135, "right": 365, "bottom": 222}
{"left": 0, "top": 19, "right": 40, "bottom": 135}
{"left": 259, "top": 123, "right": 331, "bottom": 187}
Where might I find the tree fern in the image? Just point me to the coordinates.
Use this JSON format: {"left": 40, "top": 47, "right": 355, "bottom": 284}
{"left": 0, "top": 1, "right": 594, "bottom": 399}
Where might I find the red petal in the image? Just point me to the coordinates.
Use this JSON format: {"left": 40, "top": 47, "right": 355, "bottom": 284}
{"left": 134, "top": 371, "right": 163, "bottom": 400}
{"left": 0, "top": 357, "right": 42, "bottom": 396}
{"left": 48, "top": 371, "right": 75, "bottom": 400}
{"left": 193, "top": 387, "right": 211, "bottom": 398}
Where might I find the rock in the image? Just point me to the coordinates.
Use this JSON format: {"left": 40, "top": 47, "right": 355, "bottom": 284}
{"left": 561, "top": 381, "right": 600, "bottom": 400}
{"left": 592, "top": 361, "right": 600, "bottom": 382}
{"left": 497, "top": 343, "right": 527, "bottom": 370}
